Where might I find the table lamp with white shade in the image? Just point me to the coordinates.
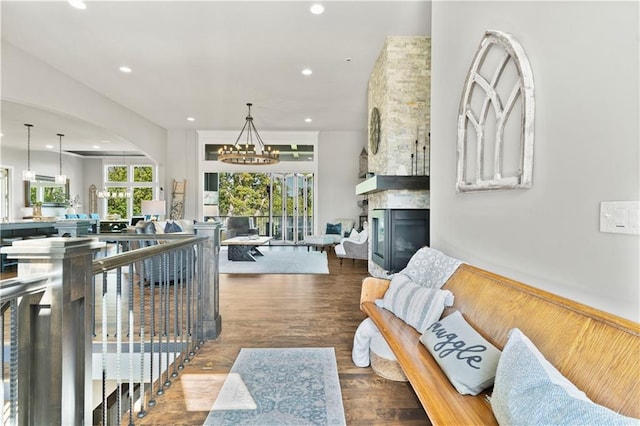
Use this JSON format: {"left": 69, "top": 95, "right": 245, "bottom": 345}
{"left": 141, "top": 200, "right": 166, "bottom": 221}
{"left": 203, "top": 205, "right": 219, "bottom": 222}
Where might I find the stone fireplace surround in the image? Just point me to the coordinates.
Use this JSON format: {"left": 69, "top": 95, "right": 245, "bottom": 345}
{"left": 364, "top": 36, "right": 431, "bottom": 277}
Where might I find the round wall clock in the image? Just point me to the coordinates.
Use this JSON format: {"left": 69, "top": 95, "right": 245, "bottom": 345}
{"left": 369, "top": 107, "right": 381, "bottom": 154}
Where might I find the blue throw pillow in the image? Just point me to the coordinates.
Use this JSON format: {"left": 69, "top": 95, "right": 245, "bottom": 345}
{"left": 164, "top": 221, "right": 183, "bottom": 233}
{"left": 326, "top": 223, "right": 342, "bottom": 235}
{"left": 491, "top": 328, "right": 639, "bottom": 425}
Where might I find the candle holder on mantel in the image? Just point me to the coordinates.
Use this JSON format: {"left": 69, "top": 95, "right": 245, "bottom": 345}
{"left": 410, "top": 133, "right": 430, "bottom": 176}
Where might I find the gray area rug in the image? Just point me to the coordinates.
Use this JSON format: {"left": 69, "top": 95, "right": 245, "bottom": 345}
{"left": 219, "top": 247, "right": 329, "bottom": 274}
{"left": 204, "top": 347, "right": 346, "bottom": 426}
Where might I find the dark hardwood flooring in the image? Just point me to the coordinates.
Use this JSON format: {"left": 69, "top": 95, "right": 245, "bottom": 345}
{"left": 1, "top": 247, "right": 429, "bottom": 425}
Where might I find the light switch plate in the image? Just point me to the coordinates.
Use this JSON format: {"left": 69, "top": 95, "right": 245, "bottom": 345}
{"left": 600, "top": 201, "right": 640, "bottom": 235}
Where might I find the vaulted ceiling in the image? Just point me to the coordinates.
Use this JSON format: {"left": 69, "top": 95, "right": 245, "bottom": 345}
{"left": 1, "top": 1, "right": 431, "bottom": 155}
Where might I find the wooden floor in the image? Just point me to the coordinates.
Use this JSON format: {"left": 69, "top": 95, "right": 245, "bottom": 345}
{"left": 0, "top": 248, "right": 428, "bottom": 425}
{"left": 135, "top": 247, "right": 429, "bottom": 425}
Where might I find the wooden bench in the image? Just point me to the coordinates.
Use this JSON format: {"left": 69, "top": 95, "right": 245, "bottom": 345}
{"left": 360, "top": 263, "right": 640, "bottom": 425}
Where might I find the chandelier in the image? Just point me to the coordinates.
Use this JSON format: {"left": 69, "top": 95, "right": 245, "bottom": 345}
{"left": 97, "top": 188, "right": 131, "bottom": 199}
{"left": 218, "top": 103, "right": 279, "bottom": 165}
{"left": 98, "top": 153, "right": 132, "bottom": 199}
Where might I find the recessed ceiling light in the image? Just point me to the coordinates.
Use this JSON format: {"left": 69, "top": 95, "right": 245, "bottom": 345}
{"left": 187, "top": 117, "right": 195, "bottom": 122}
{"left": 301, "top": 68, "right": 313, "bottom": 76}
{"left": 46, "top": 144, "right": 54, "bottom": 149}
{"left": 93, "top": 145, "right": 101, "bottom": 149}
{"left": 304, "top": 118, "right": 312, "bottom": 123}
{"left": 101, "top": 140, "right": 111, "bottom": 144}
{"left": 310, "top": 4, "right": 324, "bottom": 15}
{"left": 68, "top": 0, "right": 86, "bottom": 10}
{"left": 119, "top": 66, "right": 132, "bottom": 73}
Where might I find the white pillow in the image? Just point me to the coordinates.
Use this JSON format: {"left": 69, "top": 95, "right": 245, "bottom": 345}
{"left": 399, "top": 246, "right": 463, "bottom": 289}
{"left": 491, "top": 328, "right": 639, "bottom": 425}
{"left": 349, "top": 229, "right": 360, "bottom": 240}
{"left": 153, "top": 220, "right": 166, "bottom": 234}
{"left": 359, "top": 228, "right": 369, "bottom": 243}
{"left": 382, "top": 274, "right": 454, "bottom": 333}
{"left": 420, "top": 311, "right": 501, "bottom": 395}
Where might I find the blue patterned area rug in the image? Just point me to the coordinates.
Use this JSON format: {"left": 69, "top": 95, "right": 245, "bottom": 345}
{"left": 203, "top": 348, "right": 346, "bottom": 426}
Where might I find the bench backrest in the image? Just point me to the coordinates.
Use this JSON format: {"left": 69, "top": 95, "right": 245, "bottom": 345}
{"left": 442, "top": 264, "right": 640, "bottom": 417}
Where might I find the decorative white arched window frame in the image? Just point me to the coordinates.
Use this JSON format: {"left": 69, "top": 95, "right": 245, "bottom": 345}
{"left": 457, "top": 30, "right": 535, "bottom": 192}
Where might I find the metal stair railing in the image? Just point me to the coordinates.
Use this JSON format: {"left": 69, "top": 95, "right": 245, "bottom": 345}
{"left": 0, "top": 221, "right": 221, "bottom": 426}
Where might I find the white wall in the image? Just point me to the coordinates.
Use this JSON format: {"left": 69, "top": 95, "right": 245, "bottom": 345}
{"left": 1, "top": 146, "right": 85, "bottom": 219}
{"left": 317, "top": 131, "right": 365, "bottom": 233}
{"left": 430, "top": 1, "right": 639, "bottom": 321}
{"left": 1, "top": 42, "right": 167, "bottom": 165}
{"left": 166, "top": 129, "right": 199, "bottom": 220}
{"left": 162, "top": 129, "right": 363, "bottom": 232}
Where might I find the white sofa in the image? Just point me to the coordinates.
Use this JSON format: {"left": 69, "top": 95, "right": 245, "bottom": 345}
{"left": 303, "top": 218, "right": 355, "bottom": 251}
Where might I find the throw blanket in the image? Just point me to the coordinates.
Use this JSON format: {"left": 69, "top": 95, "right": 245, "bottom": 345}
{"left": 352, "top": 247, "right": 463, "bottom": 367}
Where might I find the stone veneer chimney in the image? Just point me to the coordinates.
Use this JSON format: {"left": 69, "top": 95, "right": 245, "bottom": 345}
{"left": 366, "top": 35, "right": 431, "bottom": 276}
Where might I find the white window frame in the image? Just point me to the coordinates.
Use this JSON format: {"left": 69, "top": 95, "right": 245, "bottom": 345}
{"left": 456, "top": 30, "right": 535, "bottom": 192}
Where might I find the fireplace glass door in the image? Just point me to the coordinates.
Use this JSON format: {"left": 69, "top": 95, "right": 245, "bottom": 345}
{"left": 371, "top": 209, "right": 429, "bottom": 273}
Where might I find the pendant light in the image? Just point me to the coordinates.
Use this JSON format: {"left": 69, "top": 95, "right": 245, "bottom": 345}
{"left": 22, "top": 123, "right": 36, "bottom": 182}
{"left": 218, "top": 103, "right": 279, "bottom": 165}
{"left": 54, "top": 133, "right": 67, "bottom": 184}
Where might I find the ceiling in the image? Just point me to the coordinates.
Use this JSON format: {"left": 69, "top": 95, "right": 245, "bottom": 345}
{"left": 0, "top": 1, "right": 431, "bottom": 156}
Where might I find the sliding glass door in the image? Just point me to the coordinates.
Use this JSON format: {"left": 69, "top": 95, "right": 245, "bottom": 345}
{"left": 270, "top": 173, "right": 313, "bottom": 244}
{"left": 215, "top": 172, "right": 313, "bottom": 244}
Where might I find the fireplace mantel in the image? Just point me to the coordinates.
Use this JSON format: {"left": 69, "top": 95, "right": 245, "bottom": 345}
{"left": 355, "top": 175, "right": 430, "bottom": 195}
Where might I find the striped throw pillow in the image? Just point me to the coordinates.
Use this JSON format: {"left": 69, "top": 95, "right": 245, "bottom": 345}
{"left": 382, "top": 274, "right": 454, "bottom": 333}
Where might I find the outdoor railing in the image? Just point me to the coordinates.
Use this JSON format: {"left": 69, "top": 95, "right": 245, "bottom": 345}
{"left": 218, "top": 215, "right": 314, "bottom": 242}
{"left": 0, "top": 221, "right": 222, "bottom": 425}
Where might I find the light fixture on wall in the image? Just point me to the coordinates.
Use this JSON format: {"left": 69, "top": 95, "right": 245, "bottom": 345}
{"left": 141, "top": 200, "right": 166, "bottom": 221}
{"left": 22, "top": 123, "right": 36, "bottom": 182}
{"left": 54, "top": 133, "right": 67, "bottom": 184}
{"left": 218, "top": 103, "right": 279, "bottom": 165}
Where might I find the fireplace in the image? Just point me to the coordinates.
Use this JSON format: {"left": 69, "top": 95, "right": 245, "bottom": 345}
{"left": 371, "top": 209, "right": 430, "bottom": 273}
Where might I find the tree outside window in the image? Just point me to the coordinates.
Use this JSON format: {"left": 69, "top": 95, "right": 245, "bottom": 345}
{"left": 133, "top": 187, "right": 153, "bottom": 215}
{"left": 107, "top": 189, "right": 128, "bottom": 218}
{"left": 107, "top": 166, "right": 127, "bottom": 183}
{"left": 104, "top": 164, "right": 155, "bottom": 218}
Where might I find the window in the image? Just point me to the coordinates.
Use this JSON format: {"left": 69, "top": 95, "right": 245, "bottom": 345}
{"left": 104, "top": 163, "right": 156, "bottom": 218}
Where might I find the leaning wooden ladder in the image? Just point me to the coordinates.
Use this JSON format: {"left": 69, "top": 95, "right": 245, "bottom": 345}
{"left": 170, "top": 179, "right": 186, "bottom": 220}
